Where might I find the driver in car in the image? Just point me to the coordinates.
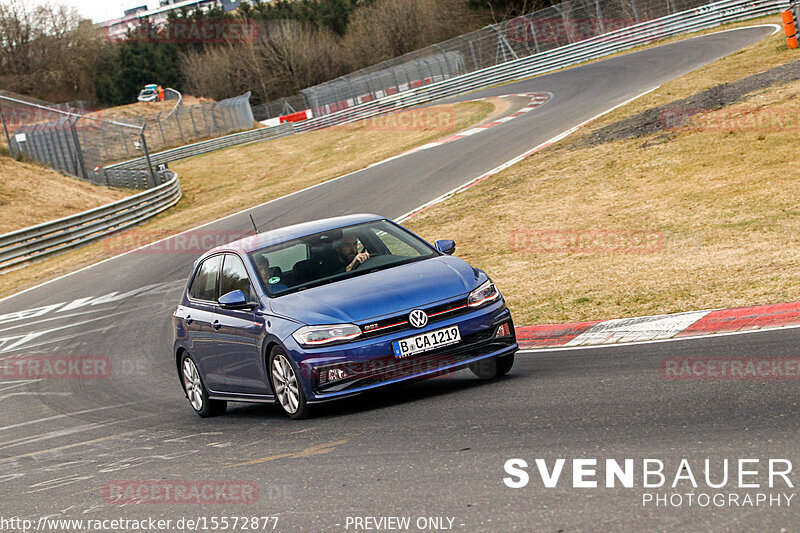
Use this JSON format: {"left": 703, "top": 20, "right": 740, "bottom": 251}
{"left": 335, "top": 232, "right": 370, "bottom": 273}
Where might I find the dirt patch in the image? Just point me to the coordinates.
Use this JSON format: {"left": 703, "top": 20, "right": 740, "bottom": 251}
{"left": 578, "top": 59, "right": 800, "bottom": 147}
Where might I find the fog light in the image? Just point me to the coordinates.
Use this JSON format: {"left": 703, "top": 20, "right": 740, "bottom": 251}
{"left": 495, "top": 322, "right": 512, "bottom": 338}
{"left": 317, "top": 367, "right": 350, "bottom": 385}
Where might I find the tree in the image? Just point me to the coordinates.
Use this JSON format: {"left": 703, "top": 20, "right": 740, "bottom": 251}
{"left": 0, "top": 0, "right": 104, "bottom": 102}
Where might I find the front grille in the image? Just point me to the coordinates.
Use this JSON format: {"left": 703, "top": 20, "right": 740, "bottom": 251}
{"left": 314, "top": 325, "right": 514, "bottom": 394}
{"left": 358, "top": 298, "right": 470, "bottom": 339}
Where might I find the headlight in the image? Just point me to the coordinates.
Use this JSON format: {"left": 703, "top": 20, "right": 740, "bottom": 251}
{"left": 468, "top": 279, "right": 501, "bottom": 308}
{"left": 292, "top": 324, "right": 362, "bottom": 347}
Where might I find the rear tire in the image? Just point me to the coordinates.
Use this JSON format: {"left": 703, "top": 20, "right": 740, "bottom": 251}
{"left": 469, "top": 353, "right": 514, "bottom": 380}
{"left": 180, "top": 353, "right": 226, "bottom": 418}
{"left": 269, "top": 346, "right": 312, "bottom": 420}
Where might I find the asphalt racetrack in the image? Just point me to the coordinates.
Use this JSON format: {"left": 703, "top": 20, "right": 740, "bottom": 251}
{"left": 1, "top": 25, "right": 796, "bottom": 531}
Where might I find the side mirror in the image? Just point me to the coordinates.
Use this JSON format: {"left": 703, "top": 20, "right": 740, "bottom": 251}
{"left": 218, "top": 290, "right": 257, "bottom": 310}
{"left": 435, "top": 239, "right": 456, "bottom": 255}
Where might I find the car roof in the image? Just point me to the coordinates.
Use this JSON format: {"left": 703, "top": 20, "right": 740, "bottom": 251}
{"left": 202, "top": 213, "right": 387, "bottom": 258}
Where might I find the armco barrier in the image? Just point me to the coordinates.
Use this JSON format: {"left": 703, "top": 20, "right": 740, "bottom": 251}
{"left": 0, "top": 172, "right": 181, "bottom": 270}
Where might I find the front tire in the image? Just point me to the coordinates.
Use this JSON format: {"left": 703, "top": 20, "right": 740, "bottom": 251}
{"left": 469, "top": 353, "right": 515, "bottom": 380}
{"left": 269, "top": 346, "right": 312, "bottom": 419}
{"left": 181, "top": 353, "right": 226, "bottom": 418}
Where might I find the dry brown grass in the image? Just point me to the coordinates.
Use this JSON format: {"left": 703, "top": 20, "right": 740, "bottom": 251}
{"left": 405, "top": 29, "right": 800, "bottom": 325}
{"left": 0, "top": 100, "right": 494, "bottom": 297}
{"left": 0, "top": 157, "right": 129, "bottom": 233}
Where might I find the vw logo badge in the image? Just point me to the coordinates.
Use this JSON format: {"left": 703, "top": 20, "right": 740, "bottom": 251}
{"left": 409, "top": 309, "right": 428, "bottom": 328}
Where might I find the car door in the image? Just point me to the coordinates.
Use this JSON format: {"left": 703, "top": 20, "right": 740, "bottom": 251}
{"left": 212, "top": 253, "right": 268, "bottom": 395}
{"left": 182, "top": 254, "right": 225, "bottom": 391}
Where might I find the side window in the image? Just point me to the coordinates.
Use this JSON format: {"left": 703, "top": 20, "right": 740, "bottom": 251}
{"left": 219, "top": 254, "right": 255, "bottom": 302}
{"left": 189, "top": 255, "right": 222, "bottom": 301}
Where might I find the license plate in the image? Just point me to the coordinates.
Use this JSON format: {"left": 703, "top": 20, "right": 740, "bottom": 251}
{"left": 392, "top": 326, "right": 461, "bottom": 358}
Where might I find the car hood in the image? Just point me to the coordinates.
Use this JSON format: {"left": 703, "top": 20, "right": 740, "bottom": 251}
{"left": 268, "top": 256, "right": 484, "bottom": 325}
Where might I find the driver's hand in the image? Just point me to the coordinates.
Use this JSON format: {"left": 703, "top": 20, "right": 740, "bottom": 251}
{"left": 346, "top": 251, "right": 370, "bottom": 272}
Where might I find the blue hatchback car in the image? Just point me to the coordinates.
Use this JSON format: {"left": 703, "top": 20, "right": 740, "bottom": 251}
{"left": 173, "top": 214, "right": 517, "bottom": 418}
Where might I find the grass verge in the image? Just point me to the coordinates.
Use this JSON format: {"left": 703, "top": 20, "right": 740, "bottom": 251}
{"left": 404, "top": 25, "right": 800, "bottom": 325}
{"left": 0, "top": 100, "right": 494, "bottom": 298}
{"left": 0, "top": 158, "right": 129, "bottom": 233}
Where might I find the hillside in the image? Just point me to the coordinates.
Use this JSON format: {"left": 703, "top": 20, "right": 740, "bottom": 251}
{"left": 0, "top": 157, "right": 129, "bottom": 234}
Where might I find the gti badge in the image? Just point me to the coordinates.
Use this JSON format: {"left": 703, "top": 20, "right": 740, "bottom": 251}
{"left": 409, "top": 309, "right": 428, "bottom": 328}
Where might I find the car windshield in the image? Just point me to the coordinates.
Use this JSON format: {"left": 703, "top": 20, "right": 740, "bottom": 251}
{"left": 249, "top": 219, "right": 438, "bottom": 297}
{"left": 140, "top": 89, "right": 155, "bottom": 95}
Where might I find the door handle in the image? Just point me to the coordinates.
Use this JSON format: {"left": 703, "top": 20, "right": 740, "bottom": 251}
{"left": 212, "top": 320, "right": 221, "bottom": 330}
{"left": 185, "top": 315, "right": 193, "bottom": 325}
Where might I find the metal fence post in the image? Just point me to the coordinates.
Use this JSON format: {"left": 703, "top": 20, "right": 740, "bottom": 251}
{"left": 140, "top": 123, "right": 157, "bottom": 188}
{"left": 793, "top": 1, "right": 800, "bottom": 30}
{"left": 119, "top": 124, "right": 128, "bottom": 155}
{"left": 210, "top": 103, "right": 219, "bottom": 131}
{"left": 0, "top": 101, "right": 14, "bottom": 158}
{"left": 189, "top": 106, "right": 199, "bottom": 137}
{"left": 156, "top": 112, "right": 166, "bottom": 145}
{"left": 174, "top": 109, "right": 185, "bottom": 144}
{"left": 69, "top": 117, "right": 88, "bottom": 180}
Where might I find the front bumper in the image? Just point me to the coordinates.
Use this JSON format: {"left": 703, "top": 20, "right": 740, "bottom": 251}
{"left": 285, "top": 299, "right": 517, "bottom": 401}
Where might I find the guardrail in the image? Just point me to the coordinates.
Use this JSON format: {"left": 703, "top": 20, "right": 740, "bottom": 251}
{"left": 0, "top": 172, "right": 181, "bottom": 270}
